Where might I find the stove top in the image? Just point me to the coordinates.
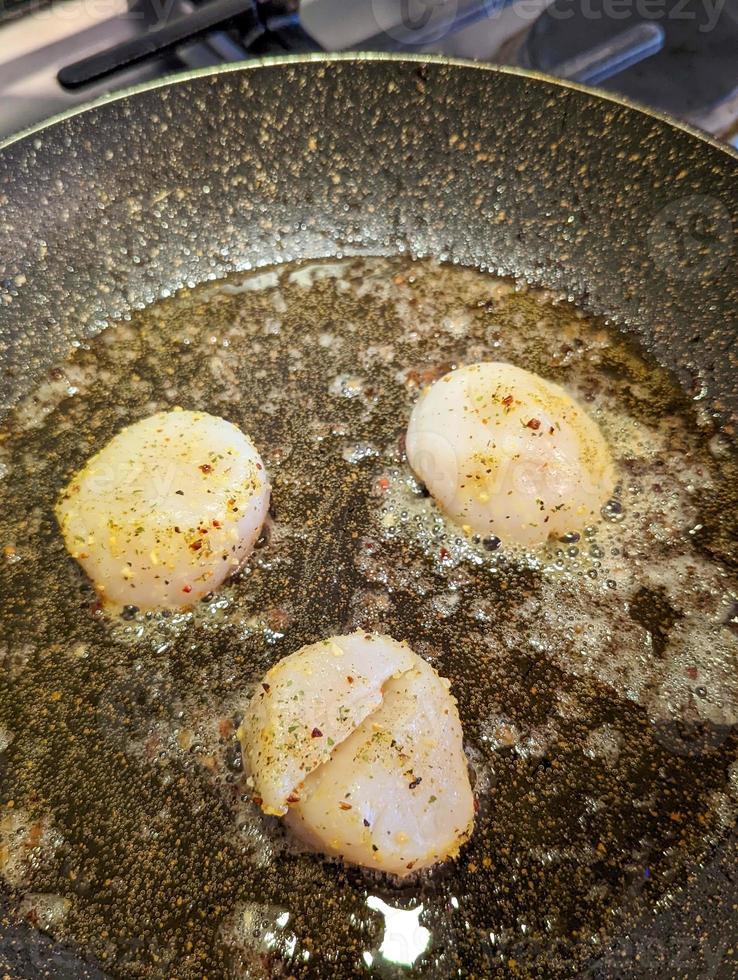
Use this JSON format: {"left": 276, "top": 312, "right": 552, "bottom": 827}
{"left": 1, "top": 0, "right": 737, "bottom": 146}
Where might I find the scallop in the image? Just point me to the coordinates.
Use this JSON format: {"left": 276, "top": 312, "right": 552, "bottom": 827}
{"left": 405, "top": 361, "right": 614, "bottom": 547}
{"left": 55, "top": 409, "right": 270, "bottom": 609}
{"left": 239, "top": 632, "right": 474, "bottom": 876}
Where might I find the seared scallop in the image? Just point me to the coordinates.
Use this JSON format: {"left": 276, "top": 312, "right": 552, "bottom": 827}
{"left": 55, "top": 409, "right": 269, "bottom": 609}
{"left": 405, "top": 361, "right": 614, "bottom": 547}
{"left": 239, "top": 632, "right": 474, "bottom": 876}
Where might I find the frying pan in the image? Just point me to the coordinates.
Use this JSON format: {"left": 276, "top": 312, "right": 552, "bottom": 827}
{"left": 0, "top": 54, "right": 736, "bottom": 978}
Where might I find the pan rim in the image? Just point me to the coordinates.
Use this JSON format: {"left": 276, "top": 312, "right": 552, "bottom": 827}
{"left": 0, "top": 49, "right": 736, "bottom": 979}
{"left": 1, "top": 51, "right": 737, "bottom": 163}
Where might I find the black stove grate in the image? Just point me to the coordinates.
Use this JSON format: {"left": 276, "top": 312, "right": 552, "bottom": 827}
{"left": 55, "top": 0, "right": 317, "bottom": 89}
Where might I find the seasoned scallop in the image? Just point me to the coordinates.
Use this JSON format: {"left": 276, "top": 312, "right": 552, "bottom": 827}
{"left": 405, "top": 361, "right": 614, "bottom": 547}
{"left": 239, "top": 632, "right": 415, "bottom": 816}
{"left": 239, "top": 632, "right": 474, "bottom": 876}
{"left": 55, "top": 409, "right": 269, "bottom": 609}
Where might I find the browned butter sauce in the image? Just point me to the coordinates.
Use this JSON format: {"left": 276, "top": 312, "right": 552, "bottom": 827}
{"left": 0, "top": 257, "right": 736, "bottom": 978}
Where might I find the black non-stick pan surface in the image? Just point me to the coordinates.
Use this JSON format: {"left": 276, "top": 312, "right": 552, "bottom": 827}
{"left": 0, "top": 56, "right": 736, "bottom": 979}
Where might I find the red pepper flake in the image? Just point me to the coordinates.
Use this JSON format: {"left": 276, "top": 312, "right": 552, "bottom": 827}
{"left": 526, "top": 418, "right": 541, "bottom": 430}
{"left": 439, "top": 547, "right": 450, "bottom": 561}
{"left": 252, "top": 796, "right": 263, "bottom": 807}
{"left": 346, "top": 676, "right": 354, "bottom": 684}
{"left": 685, "top": 666, "right": 698, "bottom": 680}
{"left": 212, "top": 519, "right": 221, "bottom": 528}
{"left": 339, "top": 802, "right": 352, "bottom": 811}
{"left": 26, "top": 821, "right": 43, "bottom": 848}
{"left": 190, "top": 540, "right": 202, "bottom": 551}
{"left": 262, "top": 683, "right": 271, "bottom": 693}
{"left": 311, "top": 727, "right": 323, "bottom": 738}
{"left": 182, "top": 585, "right": 192, "bottom": 594}
{"left": 266, "top": 607, "right": 291, "bottom": 632}
{"left": 501, "top": 394, "right": 514, "bottom": 407}
{"left": 406, "top": 861, "right": 416, "bottom": 870}
{"left": 199, "top": 463, "right": 212, "bottom": 474}
{"left": 474, "top": 797, "right": 480, "bottom": 812}
{"left": 286, "top": 794, "right": 300, "bottom": 804}
{"left": 377, "top": 477, "right": 390, "bottom": 492}
{"left": 256, "top": 462, "right": 263, "bottom": 470}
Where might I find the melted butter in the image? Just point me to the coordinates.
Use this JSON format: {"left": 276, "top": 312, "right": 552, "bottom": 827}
{"left": 0, "top": 257, "right": 735, "bottom": 978}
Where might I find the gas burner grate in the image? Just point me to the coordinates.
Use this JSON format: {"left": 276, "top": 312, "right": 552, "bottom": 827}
{"left": 57, "top": 0, "right": 318, "bottom": 89}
